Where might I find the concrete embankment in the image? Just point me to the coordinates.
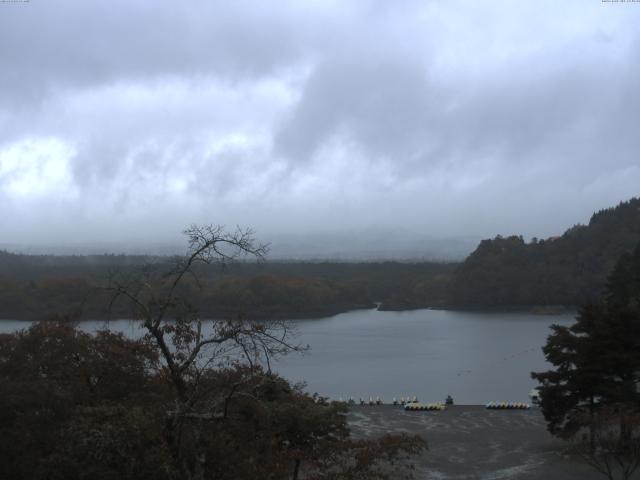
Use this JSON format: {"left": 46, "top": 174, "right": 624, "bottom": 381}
{"left": 347, "top": 405, "right": 603, "bottom": 480}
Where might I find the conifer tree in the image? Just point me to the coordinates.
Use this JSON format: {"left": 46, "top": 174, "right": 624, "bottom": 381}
{"left": 532, "top": 243, "right": 640, "bottom": 440}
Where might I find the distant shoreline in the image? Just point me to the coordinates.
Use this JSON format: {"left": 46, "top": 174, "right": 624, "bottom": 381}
{"left": 0, "top": 304, "right": 576, "bottom": 323}
{"left": 375, "top": 302, "right": 575, "bottom": 316}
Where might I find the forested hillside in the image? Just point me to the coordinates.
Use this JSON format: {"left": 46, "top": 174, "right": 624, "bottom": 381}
{"left": 451, "top": 197, "right": 640, "bottom": 308}
{"left": 2, "top": 197, "right": 639, "bottom": 318}
{"left": 0, "top": 254, "right": 454, "bottom": 320}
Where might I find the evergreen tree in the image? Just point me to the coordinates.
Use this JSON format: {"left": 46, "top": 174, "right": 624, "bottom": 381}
{"left": 454, "top": 197, "right": 640, "bottom": 308}
{"left": 532, "top": 243, "right": 640, "bottom": 440}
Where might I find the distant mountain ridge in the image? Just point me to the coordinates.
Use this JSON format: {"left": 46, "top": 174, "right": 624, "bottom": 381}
{"left": 450, "top": 197, "right": 640, "bottom": 308}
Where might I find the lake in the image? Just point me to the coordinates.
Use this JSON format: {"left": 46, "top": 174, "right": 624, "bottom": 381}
{"left": 0, "top": 308, "right": 574, "bottom": 404}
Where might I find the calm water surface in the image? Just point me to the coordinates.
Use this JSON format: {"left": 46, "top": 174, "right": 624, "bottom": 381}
{"left": 0, "top": 308, "right": 574, "bottom": 404}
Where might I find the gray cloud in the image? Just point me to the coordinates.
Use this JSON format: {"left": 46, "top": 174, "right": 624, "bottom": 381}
{"left": 1, "top": 0, "right": 639, "bottom": 255}
{"left": 0, "top": 1, "right": 314, "bottom": 104}
{"left": 275, "top": 54, "right": 441, "bottom": 164}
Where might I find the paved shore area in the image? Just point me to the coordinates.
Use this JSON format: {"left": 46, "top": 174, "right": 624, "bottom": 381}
{"left": 347, "top": 405, "right": 606, "bottom": 480}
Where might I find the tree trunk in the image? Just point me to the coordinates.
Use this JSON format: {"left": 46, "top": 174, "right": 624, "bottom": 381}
{"left": 292, "top": 458, "right": 301, "bottom": 480}
{"left": 589, "top": 395, "right": 596, "bottom": 453}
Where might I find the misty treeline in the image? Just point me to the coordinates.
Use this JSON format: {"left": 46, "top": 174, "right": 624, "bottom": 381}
{"left": 0, "top": 225, "right": 425, "bottom": 480}
{"left": 0, "top": 254, "right": 454, "bottom": 320}
{"left": 1, "top": 197, "right": 639, "bottom": 320}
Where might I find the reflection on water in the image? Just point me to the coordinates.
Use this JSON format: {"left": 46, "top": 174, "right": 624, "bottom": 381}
{"left": 0, "top": 308, "right": 573, "bottom": 404}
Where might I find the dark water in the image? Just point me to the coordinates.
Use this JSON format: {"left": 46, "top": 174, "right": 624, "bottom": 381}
{"left": 0, "top": 308, "right": 574, "bottom": 404}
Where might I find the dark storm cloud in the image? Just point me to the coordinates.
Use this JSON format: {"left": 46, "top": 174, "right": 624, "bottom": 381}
{"left": 1, "top": 0, "right": 639, "bottom": 252}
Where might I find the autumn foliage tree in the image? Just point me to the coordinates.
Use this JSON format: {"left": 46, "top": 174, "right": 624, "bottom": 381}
{"left": 0, "top": 320, "right": 163, "bottom": 480}
{"left": 0, "top": 225, "right": 426, "bottom": 480}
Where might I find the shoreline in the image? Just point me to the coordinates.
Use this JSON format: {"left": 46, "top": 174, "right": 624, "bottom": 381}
{"left": 0, "top": 304, "right": 576, "bottom": 323}
{"left": 348, "top": 405, "right": 600, "bottom": 479}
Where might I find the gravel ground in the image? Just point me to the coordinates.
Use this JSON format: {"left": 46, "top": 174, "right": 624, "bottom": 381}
{"left": 347, "top": 405, "right": 611, "bottom": 480}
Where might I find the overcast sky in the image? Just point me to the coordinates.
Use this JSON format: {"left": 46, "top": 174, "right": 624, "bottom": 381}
{"left": 1, "top": 0, "right": 639, "bottom": 253}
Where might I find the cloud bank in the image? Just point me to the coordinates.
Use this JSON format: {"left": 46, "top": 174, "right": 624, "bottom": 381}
{"left": 1, "top": 0, "right": 639, "bottom": 253}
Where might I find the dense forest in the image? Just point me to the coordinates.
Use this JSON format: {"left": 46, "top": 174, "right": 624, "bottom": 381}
{"left": 452, "top": 197, "right": 640, "bottom": 309}
{"left": 0, "top": 252, "right": 454, "bottom": 320}
{"left": 1, "top": 197, "right": 639, "bottom": 320}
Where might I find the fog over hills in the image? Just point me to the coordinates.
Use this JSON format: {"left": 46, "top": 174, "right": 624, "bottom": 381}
{"left": 0, "top": 230, "right": 479, "bottom": 261}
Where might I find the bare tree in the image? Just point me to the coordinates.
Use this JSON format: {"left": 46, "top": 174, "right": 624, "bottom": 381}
{"left": 107, "top": 225, "right": 304, "bottom": 480}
